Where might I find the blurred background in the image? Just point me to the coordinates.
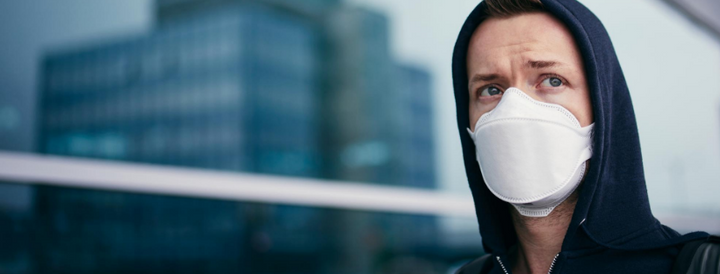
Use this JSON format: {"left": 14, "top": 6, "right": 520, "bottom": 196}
{"left": 0, "top": 0, "right": 719, "bottom": 273}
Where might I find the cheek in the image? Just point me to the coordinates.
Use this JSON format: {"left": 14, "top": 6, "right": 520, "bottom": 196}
{"left": 468, "top": 106, "right": 482, "bottom": 131}
{"left": 563, "top": 90, "right": 593, "bottom": 127}
{"left": 468, "top": 101, "right": 498, "bottom": 131}
{"left": 468, "top": 101, "right": 487, "bottom": 131}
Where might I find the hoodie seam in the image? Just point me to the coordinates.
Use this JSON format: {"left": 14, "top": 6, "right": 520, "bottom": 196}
{"left": 582, "top": 223, "right": 709, "bottom": 251}
{"left": 606, "top": 222, "right": 661, "bottom": 245}
{"left": 578, "top": 218, "right": 662, "bottom": 247}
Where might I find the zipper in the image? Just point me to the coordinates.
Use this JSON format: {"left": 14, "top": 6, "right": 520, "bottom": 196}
{"left": 496, "top": 256, "right": 509, "bottom": 274}
{"left": 547, "top": 253, "right": 560, "bottom": 274}
{"left": 495, "top": 253, "right": 560, "bottom": 274}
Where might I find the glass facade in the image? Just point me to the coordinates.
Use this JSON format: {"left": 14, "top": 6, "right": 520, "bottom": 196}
{"left": 18, "top": 1, "right": 457, "bottom": 273}
{"left": 41, "top": 5, "right": 321, "bottom": 177}
{"left": 0, "top": 181, "right": 474, "bottom": 274}
{"left": 395, "top": 65, "right": 436, "bottom": 189}
{"left": 39, "top": 1, "right": 435, "bottom": 188}
{"left": 323, "top": 7, "right": 399, "bottom": 185}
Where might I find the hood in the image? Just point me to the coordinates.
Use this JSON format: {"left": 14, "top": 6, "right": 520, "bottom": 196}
{"left": 451, "top": 0, "right": 708, "bottom": 254}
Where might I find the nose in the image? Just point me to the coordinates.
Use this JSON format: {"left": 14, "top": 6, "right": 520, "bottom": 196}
{"left": 506, "top": 84, "right": 543, "bottom": 103}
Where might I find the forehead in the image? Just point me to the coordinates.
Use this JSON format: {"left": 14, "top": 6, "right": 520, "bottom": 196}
{"left": 467, "top": 12, "right": 581, "bottom": 71}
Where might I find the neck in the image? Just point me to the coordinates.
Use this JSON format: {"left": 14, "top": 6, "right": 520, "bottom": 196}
{"left": 509, "top": 190, "right": 578, "bottom": 274}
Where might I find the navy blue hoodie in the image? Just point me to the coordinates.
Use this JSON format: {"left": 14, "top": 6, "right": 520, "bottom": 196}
{"left": 451, "top": 0, "right": 709, "bottom": 273}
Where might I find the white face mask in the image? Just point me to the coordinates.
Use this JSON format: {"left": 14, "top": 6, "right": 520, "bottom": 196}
{"left": 466, "top": 88, "right": 594, "bottom": 217}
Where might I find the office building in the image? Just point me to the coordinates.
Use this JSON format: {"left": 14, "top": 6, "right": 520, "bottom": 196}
{"left": 323, "top": 7, "right": 398, "bottom": 185}
{"left": 394, "top": 64, "right": 436, "bottom": 189}
{"left": 35, "top": 1, "right": 441, "bottom": 273}
{"left": 41, "top": 4, "right": 321, "bottom": 177}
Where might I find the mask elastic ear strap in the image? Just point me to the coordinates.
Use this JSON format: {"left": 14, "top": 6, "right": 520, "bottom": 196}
{"left": 578, "top": 123, "right": 595, "bottom": 137}
{"left": 579, "top": 145, "right": 593, "bottom": 163}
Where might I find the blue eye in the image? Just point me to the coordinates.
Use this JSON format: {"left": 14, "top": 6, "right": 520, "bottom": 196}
{"left": 541, "top": 77, "right": 564, "bottom": 87}
{"left": 480, "top": 86, "right": 503, "bottom": 97}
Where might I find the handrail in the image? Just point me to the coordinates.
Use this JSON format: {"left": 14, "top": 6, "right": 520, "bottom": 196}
{"left": 0, "top": 151, "right": 477, "bottom": 217}
{"left": 1, "top": 151, "right": 717, "bottom": 233}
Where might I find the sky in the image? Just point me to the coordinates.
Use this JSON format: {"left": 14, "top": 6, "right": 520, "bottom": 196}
{"left": 0, "top": 0, "right": 152, "bottom": 152}
{"left": 1, "top": 0, "right": 719, "bottom": 217}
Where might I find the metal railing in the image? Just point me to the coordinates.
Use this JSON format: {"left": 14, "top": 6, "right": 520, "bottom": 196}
{"left": 1, "top": 151, "right": 717, "bottom": 233}
{"left": 0, "top": 151, "right": 476, "bottom": 218}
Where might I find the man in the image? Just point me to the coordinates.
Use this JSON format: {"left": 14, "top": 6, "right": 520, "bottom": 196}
{"left": 451, "top": 0, "right": 710, "bottom": 273}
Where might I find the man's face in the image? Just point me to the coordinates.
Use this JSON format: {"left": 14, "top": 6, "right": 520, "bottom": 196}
{"left": 467, "top": 12, "right": 593, "bottom": 131}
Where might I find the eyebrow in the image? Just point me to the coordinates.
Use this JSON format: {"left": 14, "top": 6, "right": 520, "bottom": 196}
{"left": 526, "top": 60, "right": 562, "bottom": 69}
{"left": 469, "top": 73, "right": 502, "bottom": 84}
{"left": 468, "top": 60, "right": 566, "bottom": 86}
